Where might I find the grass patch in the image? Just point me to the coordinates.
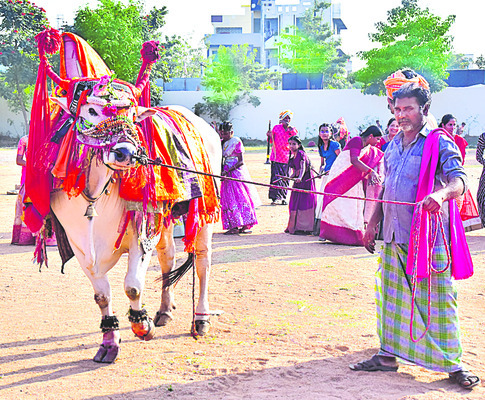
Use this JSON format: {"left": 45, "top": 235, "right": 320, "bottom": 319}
{"left": 289, "top": 261, "right": 310, "bottom": 267}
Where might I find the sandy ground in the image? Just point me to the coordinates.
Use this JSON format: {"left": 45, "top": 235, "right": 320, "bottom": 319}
{"left": 0, "top": 146, "right": 484, "bottom": 400}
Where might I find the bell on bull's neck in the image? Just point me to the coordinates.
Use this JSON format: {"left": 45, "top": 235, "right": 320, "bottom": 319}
{"left": 84, "top": 202, "right": 98, "bottom": 219}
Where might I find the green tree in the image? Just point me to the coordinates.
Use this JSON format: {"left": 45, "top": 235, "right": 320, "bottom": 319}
{"left": 72, "top": 0, "right": 161, "bottom": 82}
{"left": 71, "top": 0, "right": 206, "bottom": 104}
{"left": 155, "top": 36, "right": 206, "bottom": 80}
{"left": 0, "top": 0, "right": 50, "bottom": 130}
{"left": 475, "top": 55, "right": 485, "bottom": 69}
{"left": 277, "top": 1, "right": 348, "bottom": 88}
{"left": 194, "top": 44, "right": 278, "bottom": 121}
{"left": 355, "top": 0, "right": 455, "bottom": 95}
{"left": 447, "top": 53, "right": 472, "bottom": 69}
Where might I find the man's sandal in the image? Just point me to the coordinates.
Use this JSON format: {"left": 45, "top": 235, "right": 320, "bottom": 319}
{"left": 449, "top": 370, "right": 480, "bottom": 389}
{"left": 349, "top": 355, "right": 398, "bottom": 372}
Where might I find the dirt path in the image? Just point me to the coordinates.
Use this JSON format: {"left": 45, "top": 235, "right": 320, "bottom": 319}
{"left": 0, "top": 147, "right": 484, "bottom": 400}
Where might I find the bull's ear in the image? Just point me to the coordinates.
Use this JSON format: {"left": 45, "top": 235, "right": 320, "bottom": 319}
{"left": 50, "top": 97, "right": 70, "bottom": 114}
{"left": 136, "top": 107, "right": 157, "bottom": 122}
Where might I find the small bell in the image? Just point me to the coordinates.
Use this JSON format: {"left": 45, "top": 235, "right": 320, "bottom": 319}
{"left": 84, "top": 202, "right": 98, "bottom": 219}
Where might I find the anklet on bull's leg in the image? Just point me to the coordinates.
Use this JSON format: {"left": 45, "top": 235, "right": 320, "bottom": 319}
{"left": 100, "top": 315, "right": 120, "bottom": 332}
{"left": 128, "top": 307, "right": 155, "bottom": 341}
{"left": 128, "top": 307, "right": 149, "bottom": 323}
{"left": 94, "top": 315, "right": 121, "bottom": 364}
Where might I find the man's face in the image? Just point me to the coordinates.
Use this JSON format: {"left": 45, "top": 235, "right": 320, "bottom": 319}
{"left": 393, "top": 96, "right": 426, "bottom": 135}
{"left": 280, "top": 115, "right": 291, "bottom": 126}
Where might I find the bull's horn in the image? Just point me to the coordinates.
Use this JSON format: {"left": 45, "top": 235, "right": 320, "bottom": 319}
{"left": 35, "top": 28, "right": 69, "bottom": 90}
{"left": 135, "top": 41, "right": 162, "bottom": 95}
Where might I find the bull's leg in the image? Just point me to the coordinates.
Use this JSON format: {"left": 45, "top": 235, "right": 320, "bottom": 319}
{"left": 84, "top": 272, "right": 121, "bottom": 363}
{"left": 154, "top": 223, "right": 177, "bottom": 327}
{"left": 194, "top": 223, "right": 213, "bottom": 336}
{"left": 125, "top": 237, "right": 155, "bottom": 341}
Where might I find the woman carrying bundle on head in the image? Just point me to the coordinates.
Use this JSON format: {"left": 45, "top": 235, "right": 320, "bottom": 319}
{"left": 220, "top": 122, "right": 261, "bottom": 235}
{"left": 319, "top": 125, "right": 384, "bottom": 245}
{"left": 285, "top": 136, "right": 316, "bottom": 235}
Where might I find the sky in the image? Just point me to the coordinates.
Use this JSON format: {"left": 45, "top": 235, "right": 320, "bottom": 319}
{"left": 33, "top": 0, "right": 484, "bottom": 71}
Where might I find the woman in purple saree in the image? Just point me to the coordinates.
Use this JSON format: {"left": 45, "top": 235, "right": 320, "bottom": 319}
{"left": 319, "top": 126, "right": 384, "bottom": 245}
{"left": 285, "top": 136, "right": 316, "bottom": 234}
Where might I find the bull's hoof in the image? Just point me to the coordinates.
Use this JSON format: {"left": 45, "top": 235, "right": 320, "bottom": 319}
{"left": 154, "top": 311, "right": 173, "bottom": 327}
{"left": 132, "top": 319, "right": 156, "bottom": 341}
{"left": 93, "top": 343, "right": 120, "bottom": 363}
{"left": 195, "top": 319, "right": 211, "bottom": 336}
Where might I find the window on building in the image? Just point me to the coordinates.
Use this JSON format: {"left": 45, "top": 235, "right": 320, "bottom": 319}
{"left": 266, "top": 49, "right": 278, "bottom": 68}
{"left": 216, "top": 27, "right": 243, "bottom": 34}
{"left": 264, "top": 18, "right": 278, "bottom": 40}
{"left": 211, "top": 15, "right": 223, "bottom": 23}
{"left": 253, "top": 18, "right": 261, "bottom": 33}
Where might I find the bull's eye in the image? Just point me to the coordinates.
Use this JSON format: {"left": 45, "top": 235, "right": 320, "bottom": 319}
{"left": 88, "top": 108, "right": 99, "bottom": 116}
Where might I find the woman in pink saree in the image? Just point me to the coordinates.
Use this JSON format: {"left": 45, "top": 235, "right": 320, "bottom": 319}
{"left": 319, "top": 126, "right": 384, "bottom": 245}
{"left": 220, "top": 122, "right": 261, "bottom": 235}
{"left": 11, "top": 135, "right": 36, "bottom": 245}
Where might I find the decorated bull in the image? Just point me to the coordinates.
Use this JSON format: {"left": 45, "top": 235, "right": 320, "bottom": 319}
{"left": 24, "top": 30, "right": 221, "bottom": 363}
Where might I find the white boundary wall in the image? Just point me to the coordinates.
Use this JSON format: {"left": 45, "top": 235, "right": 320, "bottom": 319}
{"left": 2, "top": 86, "right": 485, "bottom": 140}
{"left": 161, "top": 85, "right": 485, "bottom": 140}
{"left": 0, "top": 97, "right": 28, "bottom": 139}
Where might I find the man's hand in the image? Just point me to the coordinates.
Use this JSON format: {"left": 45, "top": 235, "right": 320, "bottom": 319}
{"left": 421, "top": 192, "right": 444, "bottom": 214}
{"left": 363, "top": 223, "right": 378, "bottom": 254}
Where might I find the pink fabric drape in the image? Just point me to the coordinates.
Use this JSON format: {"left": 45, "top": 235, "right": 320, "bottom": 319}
{"left": 24, "top": 56, "right": 53, "bottom": 233}
{"left": 406, "top": 128, "right": 473, "bottom": 280}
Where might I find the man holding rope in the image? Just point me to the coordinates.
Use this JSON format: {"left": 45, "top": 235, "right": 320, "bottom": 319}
{"left": 349, "top": 82, "right": 480, "bottom": 389}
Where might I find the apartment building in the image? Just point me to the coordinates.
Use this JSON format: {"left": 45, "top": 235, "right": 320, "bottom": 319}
{"left": 206, "top": 0, "right": 347, "bottom": 71}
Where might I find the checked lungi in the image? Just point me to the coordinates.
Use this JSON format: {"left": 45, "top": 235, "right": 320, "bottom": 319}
{"left": 375, "top": 241, "right": 463, "bottom": 372}
{"left": 269, "top": 161, "right": 289, "bottom": 201}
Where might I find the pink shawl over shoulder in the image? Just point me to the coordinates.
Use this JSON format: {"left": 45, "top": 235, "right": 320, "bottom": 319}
{"left": 406, "top": 128, "right": 473, "bottom": 280}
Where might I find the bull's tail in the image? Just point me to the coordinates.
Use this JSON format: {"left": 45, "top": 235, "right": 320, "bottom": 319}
{"left": 160, "top": 252, "right": 195, "bottom": 288}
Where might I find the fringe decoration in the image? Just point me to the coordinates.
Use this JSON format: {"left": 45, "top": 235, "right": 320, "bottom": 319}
{"left": 36, "top": 28, "right": 62, "bottom": 57}
{"left": 33, "top": 229, "right": 48, "bottom": 270}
